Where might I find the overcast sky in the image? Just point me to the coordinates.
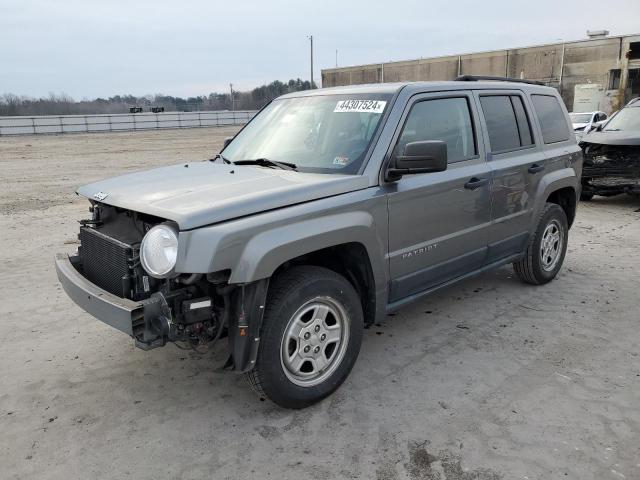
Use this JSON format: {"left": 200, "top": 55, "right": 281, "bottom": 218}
{"left": 2, "top": 0, "right": 639, "bottom": 99}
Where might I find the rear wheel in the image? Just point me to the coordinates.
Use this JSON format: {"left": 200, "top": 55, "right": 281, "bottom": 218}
{"left": 513, "top": 203, "right": 568, "bottom": 285}
{"left": 245, "top": 266, "right": 363, "bottom": 408}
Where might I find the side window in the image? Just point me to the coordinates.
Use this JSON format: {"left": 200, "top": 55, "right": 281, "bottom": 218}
{"left": 480, "top": 95, "right": 534, "bottom": 153}
{"left": 511, "top": 96, "right": 533, "bottom": 146}
{"left": 531, "top": 94, "right": 570, "bottom": 144}
{"left": 397, "top": 97, "right": 476, "bottom": 163}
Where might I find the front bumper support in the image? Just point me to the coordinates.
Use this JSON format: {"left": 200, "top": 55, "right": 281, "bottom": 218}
{"left": 55, "top": 253, "right": 159, "bottom": 337}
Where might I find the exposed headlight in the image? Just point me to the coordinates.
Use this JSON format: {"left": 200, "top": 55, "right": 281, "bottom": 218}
{"left": 140, "top": 224, "right": 178, "bottom": 278}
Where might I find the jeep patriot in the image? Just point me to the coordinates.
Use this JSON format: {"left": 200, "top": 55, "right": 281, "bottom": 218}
{"left": 55, "top": 77, "right": 582, "bottom": 408}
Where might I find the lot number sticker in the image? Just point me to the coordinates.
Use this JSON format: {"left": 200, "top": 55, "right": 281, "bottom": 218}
{"left": 334, "top": 100, "right": 386, "bottom": 114}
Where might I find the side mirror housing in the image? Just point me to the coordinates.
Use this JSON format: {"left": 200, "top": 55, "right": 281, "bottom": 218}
{"left": 386, "top": 140, "right": 448, "bottom": 181}
{"left": 222, "top": 137, "right": 233, "bottom": 149}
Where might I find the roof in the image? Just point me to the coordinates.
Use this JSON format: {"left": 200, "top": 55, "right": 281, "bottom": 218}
{"left": 278, "top": 83, "right": 405, "bottom": 98}
{"left": 279, "top": 80, "right": 555, "bottom": 99}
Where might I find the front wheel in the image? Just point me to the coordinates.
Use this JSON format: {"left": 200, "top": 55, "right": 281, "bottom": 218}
{"left": 245, "top": 266, "right": 363, "bottom": 408}
{"left": 513, "top": 203, "right": 569, "bottom": 285}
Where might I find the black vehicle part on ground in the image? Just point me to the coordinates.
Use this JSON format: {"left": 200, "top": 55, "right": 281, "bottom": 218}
{"left": 581, "top": 142, "right": 640, "bottom": 196}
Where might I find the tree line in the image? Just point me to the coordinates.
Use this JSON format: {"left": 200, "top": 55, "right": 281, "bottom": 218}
{"left": 0, "top": 78, "right": 315, "bottom": 116}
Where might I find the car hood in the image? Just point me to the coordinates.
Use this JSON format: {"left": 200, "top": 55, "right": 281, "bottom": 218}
{"left": 580, "top": 130, "right": 640, "bottom": 146}
{"left": 572, "top": 122, "right": 588, "bottom": 130}
{"left": 77, "top": 162, "right": 369, "bottom": 230}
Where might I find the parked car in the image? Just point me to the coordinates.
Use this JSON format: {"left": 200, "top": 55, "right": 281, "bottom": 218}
{"left": 570, "top": 111, "right": 608, "bottom": 140}
{"left": 56, "top": 77, "right": 582, "bottom": 408}
{"left": 579, "top": 98, "right": 640, "bottom": 200}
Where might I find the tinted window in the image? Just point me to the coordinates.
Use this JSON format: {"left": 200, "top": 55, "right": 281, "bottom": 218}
{"left": 480, "top": 96, "right": 520, "bottom": 151}
{"left": 397, "top": 97, "right": 476, "bottom": 163}
{"left": 531, "top": 94, "right": 570, "bottom": 144}
{"left": 511, "top": 96, "right": 533, "bottom": 146}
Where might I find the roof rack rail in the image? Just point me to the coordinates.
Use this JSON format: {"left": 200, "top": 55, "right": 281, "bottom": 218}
{"left": 455, "top": 75, "right": 545, "bottom": 86}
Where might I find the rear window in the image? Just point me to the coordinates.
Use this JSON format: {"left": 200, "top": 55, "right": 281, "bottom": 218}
{"left": 531, "top": 94, "right": 570, "bottom": 144}
{"left": 480, "top": 95, "right": 534, "bottom": 153}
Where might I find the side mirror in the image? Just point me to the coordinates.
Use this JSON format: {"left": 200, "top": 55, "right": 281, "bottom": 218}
{"left": 222, "top": 137, "right": 233, "bottom": 149}
{"left": 387, "top": 140, "right": 448, "bottom": 181}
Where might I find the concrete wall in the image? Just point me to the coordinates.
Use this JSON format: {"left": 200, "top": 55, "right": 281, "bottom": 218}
{"left": 322, "top": 34, "right": 640, "bottom": 113}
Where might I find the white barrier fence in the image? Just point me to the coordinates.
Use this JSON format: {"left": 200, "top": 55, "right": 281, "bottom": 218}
{"left": 0, "top": 110, "right": 257, "bottom": 136}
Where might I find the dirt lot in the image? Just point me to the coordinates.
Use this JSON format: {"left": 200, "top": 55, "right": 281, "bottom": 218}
{"left": 1, "top": 128, "right": 640, "bottom": 480}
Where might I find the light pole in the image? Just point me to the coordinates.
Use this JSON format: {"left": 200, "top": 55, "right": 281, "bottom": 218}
{"left": 309, "top": 35, "right": 314, "bottom": 88}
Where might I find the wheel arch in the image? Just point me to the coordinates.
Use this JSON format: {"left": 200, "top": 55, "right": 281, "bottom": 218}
{"left": 546, "top": 186, "right": 577, "bottom": 228}
{"left": 225, "top": 211, "right": 388, "bottom": 324}
{"left": 270, "top": 242, "right": 377, "bottom": 325}
{"left": 531, "top": 168, "right": 579, "bottom": 231}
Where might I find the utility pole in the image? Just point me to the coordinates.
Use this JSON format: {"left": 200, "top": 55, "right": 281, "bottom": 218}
{"left": 336, "top": 49, "right": 338, "bottom": 68}
{"left": 309, "top": 35, "right": 314, "bottom": 88}
{"left": 229, "top": 83, "right": 234, "bottom": 111}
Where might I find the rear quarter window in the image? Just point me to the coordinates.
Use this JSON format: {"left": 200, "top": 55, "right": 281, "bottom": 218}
{"left": 531, "top": 94, "right": 570, "bottom": 144}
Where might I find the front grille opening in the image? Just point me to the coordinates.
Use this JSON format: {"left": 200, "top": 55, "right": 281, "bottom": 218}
{"left": 79, "top": 227, "right": 135, "bottom": 297}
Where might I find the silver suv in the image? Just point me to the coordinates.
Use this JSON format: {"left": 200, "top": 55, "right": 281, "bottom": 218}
{"left": 56, "top": 77, "right": 582, "bottom": 408}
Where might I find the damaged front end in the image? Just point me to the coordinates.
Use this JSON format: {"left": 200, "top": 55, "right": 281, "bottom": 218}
{"left": 581, "top": 142, "right": 640, "bottom": 197}
{"left": 55, "top": 203, "right": 268, "bottom": 372}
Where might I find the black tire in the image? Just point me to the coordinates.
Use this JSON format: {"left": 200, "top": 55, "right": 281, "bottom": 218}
{"left": 513, "top": 203, "right": 569, "bottom": 285}
{"left": 580, "top": 192, "right": 594, "bottom": 201}
{"left": 245, "top": 266, "right": 363, "bottom": 409}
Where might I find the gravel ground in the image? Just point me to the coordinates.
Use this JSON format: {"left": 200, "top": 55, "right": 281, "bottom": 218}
{"left": 1, "top": 128, "right": 639, "bottom": 480}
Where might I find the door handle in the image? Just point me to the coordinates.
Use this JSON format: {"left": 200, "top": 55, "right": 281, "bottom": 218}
{"left": 528, "top": 163, "right": 545, "bottom": 174}
{"left": 464, "top": 177, "right": 489, "bottom": 190}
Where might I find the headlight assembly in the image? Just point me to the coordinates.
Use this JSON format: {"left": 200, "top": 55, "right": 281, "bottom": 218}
{"left": 140, "top": 224, "right": 179, "bottom": 278}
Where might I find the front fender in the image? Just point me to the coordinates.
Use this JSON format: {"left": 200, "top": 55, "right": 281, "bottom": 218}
{"left": 175, "top": 189, "right": 390, "bottom": 322}
{"left": 230, "top": 211, "right": 378, "bottom": 283}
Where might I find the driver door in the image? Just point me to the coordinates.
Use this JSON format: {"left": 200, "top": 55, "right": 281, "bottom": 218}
{"left": 385, "top": 91, "right": 491, "bottom": 304}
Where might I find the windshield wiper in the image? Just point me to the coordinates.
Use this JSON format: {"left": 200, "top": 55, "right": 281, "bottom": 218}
{"left": 233, "top": 158, "right": 297, "bottom": 171}
{"left": 209, "top": 153, "right": 232, "bottom": 164}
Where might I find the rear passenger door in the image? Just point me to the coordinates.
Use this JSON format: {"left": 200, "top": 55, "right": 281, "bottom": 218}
{"left": 386, "top": 91, "right": 491, "bottom": 303}
{"left": 474, "top": 90, "right": 544, "bottom": 263}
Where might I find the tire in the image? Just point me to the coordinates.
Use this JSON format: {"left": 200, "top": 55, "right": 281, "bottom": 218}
{"left": 580, "top": 192, "right": 594, "bottom": 201}
{"left": 245, "top": 266, "right": 363, "bottom": 409}
{"left": 513, "top": 203, "right": 569, "bottom": 285}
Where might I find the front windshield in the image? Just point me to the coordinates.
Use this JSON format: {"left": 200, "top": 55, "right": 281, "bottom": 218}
{"left": 222, "top": 93, "right": 392, "bottom": 174}
{"left": 603, "top": 107, "right": 640, "bottom": 132}
{"left": 569, "top": 113, "right": 592, "bottom": 123}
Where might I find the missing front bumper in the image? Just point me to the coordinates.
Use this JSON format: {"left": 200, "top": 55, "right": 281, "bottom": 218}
{"left": 55, "top": 253, "right": 164, "bottom": 346}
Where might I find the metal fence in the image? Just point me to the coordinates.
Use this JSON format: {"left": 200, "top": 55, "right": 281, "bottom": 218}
{"left": 0, "top": 110, "right": 257, "bottom": 136}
